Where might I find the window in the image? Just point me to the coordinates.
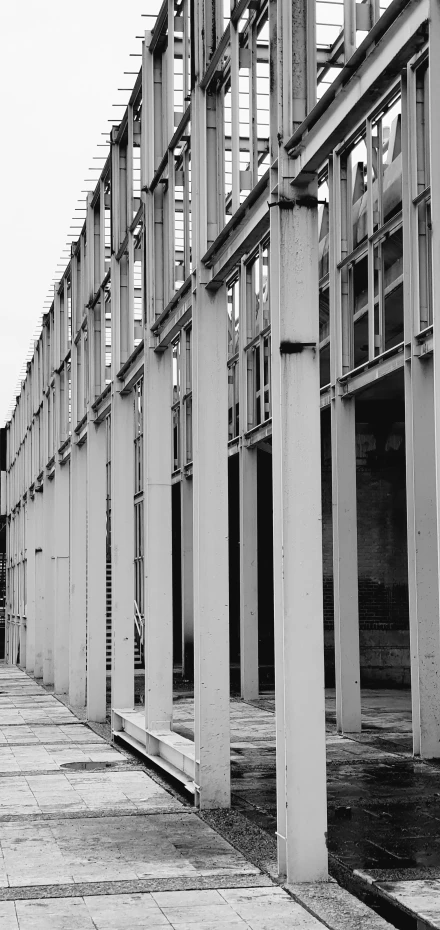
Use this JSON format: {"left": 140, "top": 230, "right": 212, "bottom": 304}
{"left": 339, "top": 90, "right": 404, "bottom": 372}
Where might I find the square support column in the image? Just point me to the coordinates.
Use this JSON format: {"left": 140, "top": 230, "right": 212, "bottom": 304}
{"left": 34, "top": 491, "right": 44, "bottom": 679}
{"left": 192, "top": 284, "right": 231, "bottom": 809}
{"left": 111, "top": 391, "right": 134, "bottom": 711}
{"left": 181, "top": 474, "right": 194, "bottom": 678}
{"left": 54, "top": 461, "right": 70, "bottom": 695}
{"left": 403, "top": 60, "right": 440, "bottom": 758}
{"left": 405, "top": 357, "right": 440, "bottom": 757}
{"left": 239, "top": 445, "right": 259, "bottom": 700}
{"left": 43, "top": 477, "right": 55, "bottom": 686}
{"left": 25, "top": 496, "right": 36, "bottom": 675}
{"left": 144, "top": 346, "right": 173, "bottom": 740}
{"left": 86, "top": 420, "right": 107, "bottom": 721}
{"left": 331, "top": 393, "right": 361, "bottom": 733}
{"left": 270, "top": 199, "right": 328, "bottom": 882}
{"left": 69, "top": 441, "right": 87, "bottom": 708}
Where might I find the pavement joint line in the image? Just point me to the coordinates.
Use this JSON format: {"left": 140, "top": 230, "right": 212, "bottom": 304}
{"left": 0, "top": 741, "right": 114, "bottom": 747}
{"left": 0, "top": 873, "right": 273, "bottom": 901}
{"left": 0, "top": 765, "right": 144, "bottom": 778}
{"left": 0, "top": 720, "right": 84, "bottom": 726}
{"left": 0, "top": 808, "right": 194, "bottom": 822}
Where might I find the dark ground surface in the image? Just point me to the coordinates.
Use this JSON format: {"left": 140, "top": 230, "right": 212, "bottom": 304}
{"left": 103, "top": 672, "right": 440, "bottom": 878}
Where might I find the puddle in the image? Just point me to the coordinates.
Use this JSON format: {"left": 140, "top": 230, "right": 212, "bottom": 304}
{"left": 60, "top": 761, "right": 123, "bottom": 771}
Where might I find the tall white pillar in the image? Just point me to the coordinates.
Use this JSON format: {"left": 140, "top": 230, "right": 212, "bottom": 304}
{"left": 87, "top": 420, "right": 107, "bottom": 721}
{"left": 181, "top": 475, "right": 194, "bottom": 677}
{"left": 111, "top": 391, "right": 134, "bottom": 710}
{"left": 34, "top": 490, "right": 44, "bottom": 678}
{"left": 331, "top": 394, "right": 361, "bottom": 733}
{"left": 54, "top": 461, "right": 70, "bottom": 695}
{"left": 402, "top": 62, "right": 440, "bottom": 758}
{"left": 192, "top": 284, "right": 230, "bottom": 809}
{"left": 25, "top": 496, "right": 36, "bottom": 675}
{"left": 69, "top": 441, "right": 87, "bottom": 707}
{"left": 405, "top": 358, "right": 440, "bottom": 756}
{"left": 43, "top": 478, "right": 55, "bottom": 686}
{"left": 270, "top": 199, "right": 328, "bottom": 882}
{"left": 239, "top": 446, "right": 259, "bottom": 700}
{"left": 144, "top": 347, "right": 173, "bottom": 740}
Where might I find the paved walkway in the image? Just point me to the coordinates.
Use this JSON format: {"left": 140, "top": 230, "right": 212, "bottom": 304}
{"left": 0, "top": 666, "right": 396, "bottom": 930}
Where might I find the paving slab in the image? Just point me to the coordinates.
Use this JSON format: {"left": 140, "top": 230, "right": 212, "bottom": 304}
{"left": 0, "top": 666, "right": 398, "bottom": 930}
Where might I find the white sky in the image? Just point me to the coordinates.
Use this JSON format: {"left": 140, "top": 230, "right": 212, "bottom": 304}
{"left": 0, "top": 1, "right": 160, "bottom": 426}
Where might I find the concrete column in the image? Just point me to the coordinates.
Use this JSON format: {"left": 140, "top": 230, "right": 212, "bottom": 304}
{"left": 69, "top": 441, "right": 87, "bottom": 707}
{"left": 181, "top": 475, "right": 194, "bottom": 678}
{"left": 19, "top": 617, "right": 27, "bottom": 669}
{"left": 144, "top": 347, "right": 173, "bottom": 739}
{"left": 43, "top": 478, "right": 55, "bottom": 686}
{"left": 402, "top": 61, "right": 440, "bottom": 758}
{"left": 192, "top": 284, "right": 230, "bottom": 809}
{"left": 25, "top": 496, "right": 36, "bottom": 674}
{"left": 331, "top": 394, "right": 361, "bottom": 733}
{"left": 270, "top": 199, "right": 328, "bottom": 882}
{"left": 111, "top": 391, "right": 134, "bottom": 710}
{"left": 405, "top": 358, "right": 440, "bottom": 757}
{"left": 54, "top": 461, "right": 70, "bottom": 695}
{"left": 34, "top": 490, "right": 44, "bottom": 678}
{"left": 87, "top": 420, "right": 107, "bottom": 721}
{"left": 239, "top": 445, "right": 259, "bottom": 701}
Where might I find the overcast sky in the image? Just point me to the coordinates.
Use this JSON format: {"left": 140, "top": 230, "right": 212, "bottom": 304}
{"left": 0, "top": 1, "right": 160, "bottom": 426}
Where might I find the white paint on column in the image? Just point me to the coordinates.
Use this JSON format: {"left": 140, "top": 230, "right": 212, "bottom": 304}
{"left": 25, "top": 497, "right": 36, "bottom": 675}
{"left": 406, "top": 358, "right": 440, "bottom": 757}
{"left": 69, "top": 442, "right": 87, "bottom": 707}
{"left": 193, "top": 285, "right": 231, "bottom": 810}
{"left": 144, "top": 347, "right": 173, "bottom": 740}
{"left": 87, "top": 421, "right": 107, "bottom": 722}
{"left": 111, "top": 391, "right": 134, "bottom": 711}
{"left": 271, "top": 201, "right": 328, "bottom": 883}
{"left": 43, "top": 479, "right": 55, "bottom": 686}
{"left": 331, "top": 394, "right": 361, "bottom": 734}
{"left": 54, "top": 460, "right": 70, "bottom": 695}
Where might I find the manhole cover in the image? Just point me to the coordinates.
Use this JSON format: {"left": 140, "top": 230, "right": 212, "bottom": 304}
{"left": 60, "top": 761, "right": 122, "bottom": 771}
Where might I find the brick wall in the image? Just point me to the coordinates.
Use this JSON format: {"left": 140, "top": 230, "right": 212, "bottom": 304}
{"left": 321, "top": 401, "right": 410, "bottom": 687}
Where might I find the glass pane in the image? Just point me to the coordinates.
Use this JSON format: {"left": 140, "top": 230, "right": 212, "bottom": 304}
{"left": 262, "top": 245, "right": 270, "bottom": 328}
{"left": 348, "top": 136, "right": 368, "bottom": 250}
{"left": 383, "top": 226, "right": 403, "bottom": 349}
{"left": 418, "top": 200, "right": 432, "bottom": 329}
{"left": 382, "top": 98, "right": 402, "bottom": 224}
{"left": 352, "top": 255, "right": 368, "bottom": 317}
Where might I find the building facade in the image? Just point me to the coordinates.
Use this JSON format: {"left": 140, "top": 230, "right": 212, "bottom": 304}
{"left": 4, "top": 0, "right": 437, "bottom": 883}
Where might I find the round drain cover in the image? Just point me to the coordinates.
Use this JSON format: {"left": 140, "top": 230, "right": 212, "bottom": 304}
{"left": 60, "top": 761, "right": 122, "bottom": 771}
